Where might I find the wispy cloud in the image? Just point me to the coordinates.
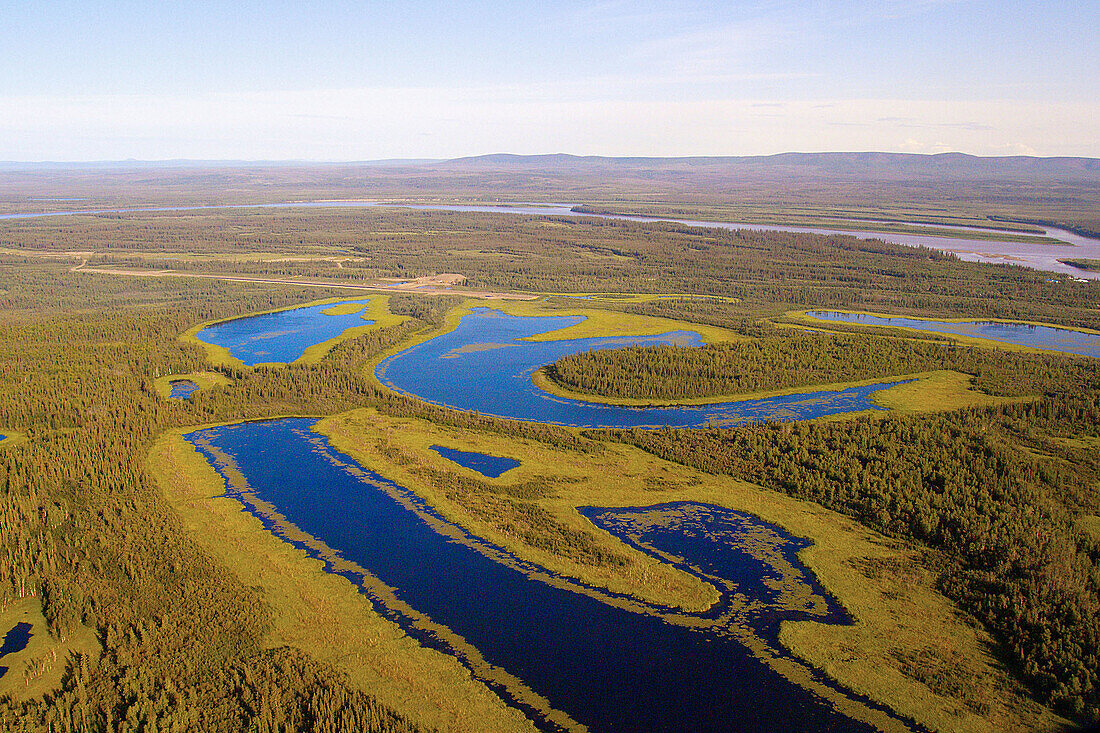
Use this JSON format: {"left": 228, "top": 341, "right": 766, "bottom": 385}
{"left": 878, "top": 116, "right": 995, "bottom": 131}
{"left": 0, "top": 90, "right": 1093, "bottom": 160}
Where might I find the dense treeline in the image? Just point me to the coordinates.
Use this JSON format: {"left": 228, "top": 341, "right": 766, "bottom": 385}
{"left": 2, "top": 197, "right": 1099, "bottom": 729}
{"left": 548, "top": 329, "right": 1100, "bottom": 400}
{"left": 599, "top": 399, "right": 1100, "bottom": 719}
{"left": 5, "top": 208, "right": 1100, "bottom": 331}
{"left": 0, "top": 265, "right": 425, "bottom": 731}
{"left": 0, "top": 646, "right": 420, "bottom": 732}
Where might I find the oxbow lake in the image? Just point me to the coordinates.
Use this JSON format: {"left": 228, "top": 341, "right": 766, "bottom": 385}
{"left": 806, "top": 311, "right": 1100, "bottom": 358}
{"left": 187, "top": 419, "right": 906, "bottom": 732}
{"left": 377, "top": 307, "right": 907, "bottom": 428}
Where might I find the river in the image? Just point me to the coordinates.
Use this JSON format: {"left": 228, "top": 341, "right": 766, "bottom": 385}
{"left": 3, "top": 201, "right": 1099, "bottom": 280}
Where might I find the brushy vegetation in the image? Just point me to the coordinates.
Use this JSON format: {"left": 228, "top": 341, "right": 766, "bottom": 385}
{"left": 600, "top": 399, "right": 1100, "bottom": 720}
{"left": 547, "top": 327, "right": 1100, "bottom": 401}
{"left": 0, "top": 265, "right": 426, "bottom": 730}
{"left": 2, "top": 192, "right": 1100, "bottom": 728}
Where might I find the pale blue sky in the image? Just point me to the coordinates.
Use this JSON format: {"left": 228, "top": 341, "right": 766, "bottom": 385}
{"left": 1, "top": 1, "right": 1096, "bottom": 160}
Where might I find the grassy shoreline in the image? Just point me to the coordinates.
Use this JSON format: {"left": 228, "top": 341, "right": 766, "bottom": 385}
{"left": 180, "top": 294, "right": 409, "bottom": 369}
{"left": 150, "top": 427, "right": 537, "bottom": 733}
{"left": 533, "top": 366, "right": 1022, "bottom": 413}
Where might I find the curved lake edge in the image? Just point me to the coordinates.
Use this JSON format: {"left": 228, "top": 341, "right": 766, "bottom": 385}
{"left": 181, "top": 416, "right": 922, "bottom": 733}
{"left": 185, "top": 294, "right": 406, "bottom": 369}
{"left": 153, "top": 408, "right": 1065, "bottom": 732}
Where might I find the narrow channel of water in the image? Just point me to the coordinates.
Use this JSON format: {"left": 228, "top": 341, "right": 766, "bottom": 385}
{"left": 806, "top": 311, "right": 1100, "bottom": 357}
{"left": 187, "top": 418, "right": 907, "bottom": 733}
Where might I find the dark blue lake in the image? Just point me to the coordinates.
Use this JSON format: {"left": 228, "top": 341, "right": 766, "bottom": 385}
{"left": 376, "top": 308, "right": 906, "bottom": 428}
{"left": 429, "top": 445, "right": 520, "bottom": 478}
{"left": 0, "top": 622, "right": 31, "bottom": 658}
{"left": 186, "top": 419, "right": 900, "bottom": 733}
{"left": 169, "top": 380, "right": 200, "bottom": 399}
{"left": 806, "top": 311, "right": 1100, "bottom": 358}
{"left": 194, "top": 300, "right": 374, "bottom": 365}
{"left": 0, "top": 622, "right": 32, "bottom": 679}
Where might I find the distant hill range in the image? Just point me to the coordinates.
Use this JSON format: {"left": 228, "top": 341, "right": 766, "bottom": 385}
{"left": 3, "top": 152, "right": 1098, "bottom": 179}
{"left": 434, "top": 152, "right": 1100, "bottom": 180}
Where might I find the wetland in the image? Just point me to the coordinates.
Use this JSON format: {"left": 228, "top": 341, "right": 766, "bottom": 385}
{"left": 186, "top": 418, "right": 903, "bottom": 733}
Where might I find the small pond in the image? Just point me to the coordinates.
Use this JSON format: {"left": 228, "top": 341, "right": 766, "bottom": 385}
{"left": 429, "top": 445, "right": 520, "bottom": 478}
{"left": 806, "top": 311, "right": 1100, "bottom": 358}
{"left": 376, "top": 308, "right": 908, "bottom": 428}
{"left": 194, "top": 300, "right": 374, "bottom": 365}
{"left": 187, "top": 419, "right": 902, "bottom": 732}
{"left": 0, "top": 622, "right": 33, "bottom": 680}
{"left": 168, "top": 380, "right": 200, "bottom": 399}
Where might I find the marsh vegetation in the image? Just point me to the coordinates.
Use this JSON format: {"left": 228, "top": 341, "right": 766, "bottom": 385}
{"left": 0, "top": 167, "right": 1098, "bottom": 730}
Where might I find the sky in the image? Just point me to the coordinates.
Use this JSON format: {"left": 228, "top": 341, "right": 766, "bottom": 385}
{"left": 1, "top": 0, "right": 1097, "bottom": 161}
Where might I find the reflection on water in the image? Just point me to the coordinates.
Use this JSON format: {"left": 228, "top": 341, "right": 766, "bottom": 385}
{"left": 187, "top": 419, "right": 904, "bottom": 733}
{"left": 806, "top": 311, "right": 1100, "bottom": 358}
{"left": 378, "top": 308, "right": 907, "bottom": 428}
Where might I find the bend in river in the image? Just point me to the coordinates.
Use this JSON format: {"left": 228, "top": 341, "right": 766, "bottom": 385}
{"left": 377, "top": 308, "right": 908, "bottom": 428}
{"left": 187, "top": 418, "right": 911, "bottom": 732}
{"left": 806, "top": 311, "right": 1100, "bottom": 358}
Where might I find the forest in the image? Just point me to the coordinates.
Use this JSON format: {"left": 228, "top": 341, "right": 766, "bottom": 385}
{"left": 0, "top": 189, "right": 1098, "bottom": 730}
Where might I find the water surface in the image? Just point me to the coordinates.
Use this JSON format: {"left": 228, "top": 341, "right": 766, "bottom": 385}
{"left": 169, "top": 380, "right": 200, "bottom": 399}
{"left": 0, "top": 622, "right": 33, "bottom": 680}
{"left": 195, "top": 300, "right": 374, "bottom": 365}
{"left": 377, "top": 308, "right": 907, "bottom": 428}
{"left": 0, "top": 622, "right": 31, "bottom": 658}
{"left": 429, "top": 445, "right": 520, "bottom": 478}
{"left": 806, "top": 311, "right": 1100, "bottom": 357}
{"left": 187, "top": 418, "right": 899, "bottom": 732}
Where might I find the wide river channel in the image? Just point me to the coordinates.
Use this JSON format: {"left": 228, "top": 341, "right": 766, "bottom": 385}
{"left": 4, "top": 200, "right": 1100, "bottom": 279}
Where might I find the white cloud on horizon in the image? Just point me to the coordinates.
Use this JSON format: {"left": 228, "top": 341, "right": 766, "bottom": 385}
{"left": 0, "top": 88, "right": 1094, "bottom": 161}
